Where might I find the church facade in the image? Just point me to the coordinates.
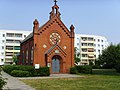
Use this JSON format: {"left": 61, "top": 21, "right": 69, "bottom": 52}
{"left": 19, "top": 2, "right": 75, "bottom": 73}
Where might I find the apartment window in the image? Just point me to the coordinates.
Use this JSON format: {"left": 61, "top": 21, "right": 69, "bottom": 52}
{"left": 101, "top": 40, "right": 103, "bottom": 42}
{"left": 1, "top": 59, "right": 3, "bottom": 62}
{"left": 14, "top": 46, "right": 20, "bottom": 50}
{"left": 81, "top": 37, "right": 87, "bottom": 41}
{"left": 6, "top": 33, "right": 14, "bottom": 37}
{"left": 77, "top": 38, "right": 79, "bottom": 40}
{"left": 14, "top": 40, "right": 20, "bottom": 43}
{"left": 1, "top": 52, "right": 4, "bottom": 55}
{"left": 98, "top": 50, "right": 100, "bottom": 54}
{"left": 3, "top": 34, "right": 5, "bottom": 37}
{"left": 6, "top": 39, "right": 14, "bottom": 43}
{"left": 88, "top": 37, "right": 93, "bottom": 41}
{"left": 82, "top": 43, "right": 87, "bottom": 46}
{"left": 82, "top": 48, "right": 87, "bottom": 52}
{"left": 24, "top": 35, "right": 26, "bottom": 38}
{"left": 82, "top": 54, "right": 87, "bottom": 57}
{"left": 77, "top": 43, "right": 79, "bottom": 46}
{"left": 2, "top": 40, "right": 4, "bottom": 43}
{"left": 98, "top": 39, "right": 100, "bottom": 42}
{"left": 98, "top": 44, "right": 100, "bottom": 47}
{"left": 88, "top": 43, "right": 93, "bottom": 46}
{"left": 15, "top": 34, "right": 22, "bottom": 38}
{"left": 2, "top": 46, "right": 4, "bottom": 49}
{"left": 6, "top": 46, "right": 13, "bottom": 50}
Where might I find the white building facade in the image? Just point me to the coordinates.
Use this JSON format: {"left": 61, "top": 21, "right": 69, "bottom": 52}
{"left": 0, "top": 30, "right": 31, "bottom": 65}
{"left": 75, "top": 34, "right": 109, "bottom": 65}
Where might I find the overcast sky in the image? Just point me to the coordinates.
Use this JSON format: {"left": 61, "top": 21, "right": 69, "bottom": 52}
{"left": 0, "top": 0, "right": 120, "bottom": 44}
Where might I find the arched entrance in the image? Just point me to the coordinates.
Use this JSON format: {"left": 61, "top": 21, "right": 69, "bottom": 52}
{"left": 52, "top": 55, "right": 61, "bottom": 73}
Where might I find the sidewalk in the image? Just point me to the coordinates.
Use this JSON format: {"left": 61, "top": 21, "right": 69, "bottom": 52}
{"left": 1, "top": 71, "right": 35, "bottom": 90}
{"left": 19, "top": 74, "right": 83, "bottom": 80}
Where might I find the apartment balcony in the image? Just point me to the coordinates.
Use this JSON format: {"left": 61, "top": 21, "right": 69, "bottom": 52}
{"left": 5, "top": 56, "right": 12, "bottom": 59}
{"left": 5, "top": 50, "right": 20, "bottom": 52}
{"left": 81, "top": 46, "right": 94, "bottom": 48}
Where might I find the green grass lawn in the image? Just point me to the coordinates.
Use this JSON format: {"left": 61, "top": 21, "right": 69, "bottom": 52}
{"left": 21, "top": 69, "right": 120, "bottom": 90}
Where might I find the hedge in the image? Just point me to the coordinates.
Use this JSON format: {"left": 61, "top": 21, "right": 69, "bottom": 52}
{"left": 11, "top": 70, "right": 30, "bottom": 77}
{"left": 3, "top": 65, "right": 50, "bottom": 77}
{"left": 115, "top": 64, "right": 120, "bottom": 73}
{"left": 70, "top": 67, "right": 78, "bottom": 74}
{"left": 35, "top": 67, "right": 50, "bottom": 76}
{"left": 75, "top": 65, "right": 92, "bottom": 74}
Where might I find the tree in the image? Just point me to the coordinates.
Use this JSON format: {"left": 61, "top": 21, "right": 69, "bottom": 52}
{"left": 74, "top": 47, "right": 81, "bottom": 65}
{"left": 12, "top": 55, "right": 18, "bottom": 65}
{"left": 98, "top": 43, "right": 120, "bottom": 69}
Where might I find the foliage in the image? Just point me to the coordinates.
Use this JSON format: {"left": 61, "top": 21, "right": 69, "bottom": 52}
{"left": 70, "top": 67, "right": 78, "bottom": 74}
{"left": 0, "top": 67, "right": 6, "bottom": 89}
{"left": 115, "top": 64, "right": 120, "bottom": 73}
{"left": 3, "top": 65, "right": 17, "bottom": 74}
{"left": 76, "top": 65, "right": 92, "bottom": 74}
{"left": 35, "top": 67, "right": 50, "bottom": 76}
{"left": 11, "top": 70, "right": 30, "bottom": 77}
{"left": 12, "top": 55, "right": 18, "bottom": 65}
{"left": 3, "top": 65, "right": 50, "bottom": 77}
{"left": 98, "top": 43, "right": 120, "bottom": 69}
{"left": 74, "top": 47, "right": 81, "bottom": 65}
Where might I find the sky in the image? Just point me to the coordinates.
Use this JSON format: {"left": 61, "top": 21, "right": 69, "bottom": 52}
{"left": 0, "top": 0, "right": 120, "bottom": 44}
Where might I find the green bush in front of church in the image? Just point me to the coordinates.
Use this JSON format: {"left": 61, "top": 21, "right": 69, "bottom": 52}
{"left": 3, "top": 65, "right": 50, "bottom": 77}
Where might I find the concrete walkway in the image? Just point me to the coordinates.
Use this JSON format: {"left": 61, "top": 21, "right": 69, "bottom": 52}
{"left": 19, "top": 74, "right": 83, "bottom": 80}
{"left": 1, "top": 71, "right": 35, "bottom": 90}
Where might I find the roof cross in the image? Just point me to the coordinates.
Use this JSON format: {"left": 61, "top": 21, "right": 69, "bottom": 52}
{"left": 54, "top": 0, "right": 57, "bottom": 5}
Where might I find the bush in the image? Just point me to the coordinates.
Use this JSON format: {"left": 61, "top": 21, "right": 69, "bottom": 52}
{"left": 70, "top": 67, "right": 78, "bottom": 74}
{"left": 11, "top": 70, "right": 30, "bottom": 77}
{"left": 3, "top": 65, "right": 18, "bottom": 74}
{"left": 3, "top": 65, "right": 35, "bottom": 76}
{"left": 115, "top": 64, "right": 120, "bottom": 73}
{"left": 35, "top": 67, "right": 50, "bottom": 76}
{"left": 75, "top": 65, "right": 92, "bottom": 74}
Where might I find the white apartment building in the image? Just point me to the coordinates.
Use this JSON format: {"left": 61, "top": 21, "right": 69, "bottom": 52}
{"left": 0, "top": 30, "right": 31, "bottom": 65}
{"left": 75, "top": 34, "right": 109, "bottom": 65}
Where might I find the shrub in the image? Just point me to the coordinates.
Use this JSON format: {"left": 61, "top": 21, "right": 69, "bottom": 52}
{"left": 70, "top": 67, "right": 78, "bottom": 74}
{"left": 115, "top": 64, "right": 120, "bottom": 73}
{"left": 36, "top": 67, "right": 50, "bottom": 76}
{"left": 0, "top": 67, "right": 6, "bottom": 89}
{"left": 3, "top": 65, "right": 18, "bottom": 74}
{"left": 75, "top": 65, "right": 92, "bottom": 74}
{"left": 11, "top": 70, "right": 30, "bottom": 77}
{"left": 3, "top": 65, "right": 35, "bottom": 76}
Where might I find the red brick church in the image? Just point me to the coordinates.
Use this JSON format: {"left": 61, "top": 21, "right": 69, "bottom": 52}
{"left": 19, "top": 1, "right": 75, "bottom": 73}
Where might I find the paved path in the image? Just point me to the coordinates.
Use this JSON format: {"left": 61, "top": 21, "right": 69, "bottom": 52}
{"left": 1, "top": 71, "right": 35, "bottom": 90}
{"left": 19, "top": 74, "right": 84, "bottom": 80}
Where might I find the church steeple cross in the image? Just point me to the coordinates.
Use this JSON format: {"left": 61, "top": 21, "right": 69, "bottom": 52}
{"left": 54, "top": 0, "right": 57, "bottom": 5}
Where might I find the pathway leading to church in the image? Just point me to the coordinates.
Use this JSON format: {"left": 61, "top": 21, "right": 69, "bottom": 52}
{"left": 1, "top": 71, "right": 35, "bottom": 90}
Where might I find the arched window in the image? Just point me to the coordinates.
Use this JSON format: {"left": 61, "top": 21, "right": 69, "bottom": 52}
{"left": 26, "top": 49, "right": 28, "bottom": 63}
{"left": 22, "top": 51, "right": 24, "bottom": 64}
{"left": 31, "top": 47, "right": 33, "bottom": 64}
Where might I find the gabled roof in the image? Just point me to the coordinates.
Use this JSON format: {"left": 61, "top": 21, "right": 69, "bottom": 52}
{"left": 21, "top": 32, "right": 33, "bottom": 43}
{"left": 45, "top": 44, "right": 67, "bottom": 57}
{"left": 38, "top": 15, "right": 71, "bottom": 37}
{"left": 21, "top": 14, "right": 71, "bottom": 43}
